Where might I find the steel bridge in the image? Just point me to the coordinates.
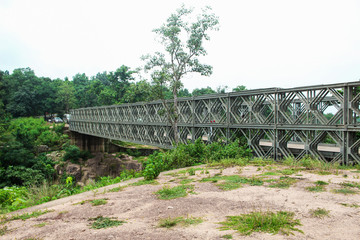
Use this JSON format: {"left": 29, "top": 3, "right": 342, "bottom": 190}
{"left": 70, "top": 81, "right": 360, "bottom": 164}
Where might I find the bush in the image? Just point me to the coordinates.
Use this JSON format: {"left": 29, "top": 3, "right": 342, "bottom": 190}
{"left": 142, "top": 138, "right": 252, "bottom": 180}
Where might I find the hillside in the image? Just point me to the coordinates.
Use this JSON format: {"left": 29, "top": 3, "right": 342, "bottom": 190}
{"left": 1, "top": 164, "right": 360, "bottom": 240}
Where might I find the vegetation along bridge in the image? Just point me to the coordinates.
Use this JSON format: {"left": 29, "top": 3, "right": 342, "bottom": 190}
{"left": 70, "top": 81, "right": 360, "bottom": 165}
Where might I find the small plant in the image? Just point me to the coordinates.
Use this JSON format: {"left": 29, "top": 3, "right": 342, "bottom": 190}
{"left": 221, "top": 234, "right": 233, "bottom": 239}
{"left": 268, "top": 177, "right": 297, "bottom": 189}
{"left": 314, "top": 180, "right": 328, "bottom": 186}
{"left": 130, "top": 179, "right": 159, "bottom": 186}
{"left": 309, "top": 208, "right": 330, "bottom": 218}
{"left": 108, "top": 186, "right": 126, "bottom": 192}
{"left": 33, "top": 222, "right": 46, "bottom": 228}
{"left": 332, "top": 188, "right": 357, "bottom": 195}
{"left": 180, "top": 179, "right": 194, "bottom": 185}
{"left": 306, "top": 186, "right": 325, "bottom": 192}
{"left": 155, "top": 185, "right": 194, "bottom": 200}
{"left": 89, "top": 216, "right": 126, "bottom": 229}
{"left": 90, "top": 199, "right": 108, "bottom": 206}
{"left": 340, "top": 182, "right": 360, "bottom": 189}
{"left": 340, "top": 203, "right": 360, "bottom": 208}
{"left": 7, "top": 209, "right": 54, "bottom": 222}
{"left": 0, "top": 226, "right": 8, "bottom": 236}
{"left": 158, "top": 216, "right": 203, "bottom": 228}
{"left": 219, "top": 211, "right": 302, "bottom": 236}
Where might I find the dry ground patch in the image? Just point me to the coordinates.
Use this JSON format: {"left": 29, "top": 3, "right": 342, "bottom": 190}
{"left": 1, "top": 165, "right": 360, "bottom": 240}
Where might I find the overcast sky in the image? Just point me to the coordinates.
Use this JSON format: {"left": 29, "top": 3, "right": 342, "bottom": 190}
{"left": 1, "top": 0, "right": 360, "bottom": 91}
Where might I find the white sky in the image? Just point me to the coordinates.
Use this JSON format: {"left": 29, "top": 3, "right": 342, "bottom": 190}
{"left": 0, "top": 0, "right": 360, "bottom": 91}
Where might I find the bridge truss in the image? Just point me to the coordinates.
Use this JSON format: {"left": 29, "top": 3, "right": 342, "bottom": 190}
{"left": 70, "top": 81, "right": 360, "bottom": 164}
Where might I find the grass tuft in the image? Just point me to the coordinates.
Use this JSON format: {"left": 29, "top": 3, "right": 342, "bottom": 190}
{"left": 314, "top": 180, "right": 328, "bottom": 186}
{"left": 158, "top": 216, "right": 203, "bottom": 228}
{"left": 89, "top": 216, "right": 125, "bottom": 229}
{"left": 340, "top": 203, "right": 360, "bottom": 208}
{"left": 306, "top": 186, "right": 325, "bottom": 192}
{"left": 220, "top": 234, "right": 233, "bottom": 239}
{"left": 155, "top": 185, "right": 194, "bottom": 200}
{"left": 268, "top": 176, "right": 297, "bottom": 189}
{"left": 4, "top": 210, "right": 53, "bottom": 222}
{"left": 0, "top": 226, "right": 8, "bottom": 236}
{"left": 130, "top": 179, "right": 159, "bottom": 186}
{"left": 309, "top": 208, "right": 330, "bottom": 218}
{"left": 219, "top": 211, "right": 302, "bottom": 236}
{"left": 90, "top": 199, "right": 108, "bottom": 206}
{"left": 332, "top": 188, "right": 357, "bottom": 195}
{"left": 108, "top": 186, "right": 126, "bottom": 192}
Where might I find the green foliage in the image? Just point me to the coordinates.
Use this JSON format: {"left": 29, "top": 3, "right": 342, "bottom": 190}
{"left": 3, "top": 209, "right": 53, "bottom": 222}
{"left": 90, "top": 199, "right": 108, "bottom": 206}
{"left": 63, "top": 145, "right": 90, "bottom": 163}
{"left": 142, "top": 138, "right": 251, "bottom": 180}
{"left": 268, "top": 177, "right": 297, "bottom": 189}
{"left": 89, "top": 216, "right": 126, "bottom": 229}
{"left": 155, "top": 185, "right": 194, "bottom": 200}
{"left": 219, "top": 211, "right": 303, "bottom": 236}
{"left": 332, "top": 188, "right": 357, "bottom": 195}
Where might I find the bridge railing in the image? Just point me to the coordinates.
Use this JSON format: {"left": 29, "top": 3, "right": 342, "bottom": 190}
{"left": 70, "top": 81, "right": 360, "bottom": 164}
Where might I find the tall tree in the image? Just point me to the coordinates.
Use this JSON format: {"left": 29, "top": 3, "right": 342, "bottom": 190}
{"left": 142, "top": 5, "right": 219, "bottom": 144}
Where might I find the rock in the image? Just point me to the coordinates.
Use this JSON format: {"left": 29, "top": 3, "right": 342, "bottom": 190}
{"left": 66, "top": 163, "right": 82, "bottom": 182}
{"left": 167, "top": 206, "right": 173, "bottom": 209}
{"left": 37, "top": 145, "right": 49, "bottom": 153}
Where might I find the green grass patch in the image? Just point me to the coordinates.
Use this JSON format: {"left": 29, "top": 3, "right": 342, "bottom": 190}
{"left": 33, "top": 222, "right": 46, "bottom": 228}
{"left": 219, "top": 211, "right": 302, "bottom": 236}
{"left": 0, "top": 226, "right": 8, "bottom": 236}
{"left": 89, "top": 216, "right": 126, "bottom": 229}
{"left": 155, "top": 185, "right": 194, "bottom": 200}
{"left": 108, "top": 186, "right": 126, "bottom": 192}
{"left": 332, "top": 188, "right": 357, "bottom": 195}
{"left": 315, "top": 171, "right": 332, "bottom": 175}
{"left": 208, "top": 158, "right": 249, "bottom": 168}
{"left": 220, "top": 234, "right": 233, "bottom": 239}
{"left": 277, "top": 168, "right": 300, "bottom": 175}
{"left": 340, "top": 203, "right": 360, "bottom": 208}
{"left": 306, "top": 186, "right": 326, "bottom": 192}
{"left": 268, "top": 176, "right": 297, "bottom": 189}
{"left": 180, "top": 179, "right": 194, "bottom": 185}
{"left": 261, "top": 171, "right": 279, "bottom": 176}
{"left": 314, "top": 180, "right": 328, "bottom": 186}
{"left": 6, "top": 210, "right": 54, "bottom": 222}
{"left": 340, "top": 182, "right": 360, "bottom": 189}
{"left": 158, "top": 216, "right": 203, "bottom": 228}
{"left": 309, "top": 208, "right": 330, "bottom": 218}
{"left": 130, "top": 179, "right": 159, "bottom": 186}
{"left": 90, "top": 199, "right": 108, "bottom": 206}
{"left": 201, "top": 175, "right": 263, "bottom": 190}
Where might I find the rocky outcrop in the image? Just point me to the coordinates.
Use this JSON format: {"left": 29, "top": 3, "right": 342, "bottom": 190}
{"left": 54, "top": 152, "right": 142, "bottom": 185}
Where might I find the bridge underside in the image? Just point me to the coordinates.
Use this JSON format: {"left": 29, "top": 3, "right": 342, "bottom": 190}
{"left": 70, "top": 81, "right": 360, "bottom": 165}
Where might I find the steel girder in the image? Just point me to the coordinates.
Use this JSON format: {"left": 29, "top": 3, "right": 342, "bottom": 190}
{"left": 70, "top": 81, "right": 360, "bottom": 164}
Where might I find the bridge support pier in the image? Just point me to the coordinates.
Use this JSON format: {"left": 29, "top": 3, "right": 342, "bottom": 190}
{"left": 70, "top": 132, "right": 109, "bottom": 152}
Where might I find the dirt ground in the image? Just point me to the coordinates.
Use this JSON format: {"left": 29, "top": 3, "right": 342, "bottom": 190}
{"left": 2, "top": 165, "right": 360, "bottom": 240}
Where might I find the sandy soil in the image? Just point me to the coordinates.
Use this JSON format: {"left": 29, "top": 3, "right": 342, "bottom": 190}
{"left": 2, "top": 165, "right": 360, "bottom": 240}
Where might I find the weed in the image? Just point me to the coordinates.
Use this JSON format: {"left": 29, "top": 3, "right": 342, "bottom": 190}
{"left": 33, "top": 222, "right": 46, "bottom": 227}
{"left": 219, "top": 211, "right": 302, "bottom": 236}
{"left": 108, "top": 186, "right": 126, "bottom": 192}
{"left": 180, "top": 179, "right": 194, "bottom": 185}
{"left": 221, "top": 234, "right": 233, "bottom": 239}
{"left": 340, "top": 203, "right": 360, "bottom": 208}
{"left": 130, "top": 179, "right": 159, "bottom": 186}
{"left": 262, "top": 171, "right": 279, "bottom": 176}
{"left": 155, "top": 185, "right": 194, "bottom": 200}
{"left": 158, "top": 216, "right": 203, "bottom": 228}
{"left": 90, "top": 199, "right": 108, "bottom": 206}
{"left": 0, "top": 225, "right": 8, "bottom": 236}
{"left": 217, "top": 182, "right": 242, "bottom": 191}
{"left": 314, "top": 181, "right": 328, "bottom": 186}
{"left": 306, "top": 186, "right": 325, "bottom": 192}
{"left": 316, "top": 171, "right": 332, "bottom": 175}
{"left": 89, "top": 216, "right": 126, "bottom": 229}
{"left": 8, "top": 209, "right": 54, "bottom": 221}
{"left": 268, "top": 177, "right": 297, "bottom": 189}
{"left": 332, "top": 188, "right": 357, "bottom": 195}
{"left": 340, "top": 182, "right": 360, "bottom": 189}
{"left": 309, "top": 208, "right": 330, "bottom": 218}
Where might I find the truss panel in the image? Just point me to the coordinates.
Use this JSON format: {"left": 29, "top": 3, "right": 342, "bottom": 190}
{"left": 70, "top": 81, "right": 360, "bottom": 164}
